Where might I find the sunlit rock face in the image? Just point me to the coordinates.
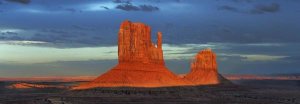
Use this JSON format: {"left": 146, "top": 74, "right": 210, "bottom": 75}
{"left": 74, "top": 64, "right": 189, "bottom": 89}
{"left": 73, "top": 20, "right": 223, "bottom": 90}
{"left": 118, "top": 20, "right": 164, "bottom": 65}
{"left": 184, "top": 48, "right": 219, "bottom": 84}
{"left": 73, "top": 20, "right": 187, "bottom": 90}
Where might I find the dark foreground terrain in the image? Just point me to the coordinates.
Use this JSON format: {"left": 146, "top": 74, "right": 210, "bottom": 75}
{"left": 0, "top": 80, "right": 299, "bottom": 104}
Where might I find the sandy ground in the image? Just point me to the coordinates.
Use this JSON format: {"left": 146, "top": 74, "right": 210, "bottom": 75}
{"left": 0, "top": 80, "right": 299, "bottom": 104}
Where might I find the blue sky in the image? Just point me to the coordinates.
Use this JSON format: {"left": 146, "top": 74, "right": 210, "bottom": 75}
{"left": 0, "top": 0, "right": 300, "bottom": 77}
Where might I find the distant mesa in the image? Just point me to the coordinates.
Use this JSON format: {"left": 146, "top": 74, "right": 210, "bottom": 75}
{"left": 73, "top": 20, "right": 224, "bottom": 90}
{"left": 7, "top": 83, "right": 66, "bottom": 89}
{"left": 0, "top": 76, "right": 96, "bottom": 82}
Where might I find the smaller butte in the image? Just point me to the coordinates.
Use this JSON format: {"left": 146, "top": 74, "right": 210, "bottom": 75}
{"left": 184, "top": 48, "right": 219, "bottom": 85}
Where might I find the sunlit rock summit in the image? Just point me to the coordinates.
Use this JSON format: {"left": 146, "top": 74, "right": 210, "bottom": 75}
{"left": 184, "top": 48, "right": 219, "bottom": 84}
{"left": 73, "top": 20, "right": 223, "bottom": 90}
{"left": 118, "top": 20, "right": 164, "bottom": 65}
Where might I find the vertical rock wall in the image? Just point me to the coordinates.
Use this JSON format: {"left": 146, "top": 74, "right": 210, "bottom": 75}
{"left": 118, "top": 20, "right": 164, "bottom": 65}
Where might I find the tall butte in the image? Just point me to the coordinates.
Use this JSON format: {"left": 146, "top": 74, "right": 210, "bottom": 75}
{"left": 73, "top": 20, "right": 187, "bottom": 90}
{"left": 118, "top": 20, "right": 164, "bottom": 65}
{"left": 73, "top": 20, "right": 223, "bottom": 90}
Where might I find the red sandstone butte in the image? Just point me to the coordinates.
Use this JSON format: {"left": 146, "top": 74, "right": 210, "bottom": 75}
{"left": 184, "top": 48, "right": 219, "bottom": 84}
{"left": 72, "top": 20, "right": 221, "bottom": 90}
{"left": 73, "top": 20, "right": 188, "bottom": 90}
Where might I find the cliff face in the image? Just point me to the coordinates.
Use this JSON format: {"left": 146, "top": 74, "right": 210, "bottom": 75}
{"left": 184, "top": 48, "right": 219, "bottom": 84}
{"left": 73, "top": 20, "right": 185, "bottom": 90}
{"left": 118, "top": 20, "right": 164, "bottom": 65}
{"left": 72, "top": 20, "right": 224, "bottom": 90}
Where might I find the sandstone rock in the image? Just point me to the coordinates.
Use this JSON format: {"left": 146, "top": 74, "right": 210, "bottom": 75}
{"left": 72, "top": 20, "right": 226, "bottom": 90}
{"left": 73, "top": 63, "right": 189, "bottom": 89}
{"left": 184, "top": 48, "right": 220, "bottom": 85}
{"left": 73, "top": 20, "right": 187, "bottom": 90}
{"left": 118, "top": 20, "right": 164, "bottom": 65}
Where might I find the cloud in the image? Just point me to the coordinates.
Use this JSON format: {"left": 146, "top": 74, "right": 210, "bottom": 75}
{"left": 0, "top": 27, "right": 113, "bottom": 47}
{"left": 139, "top": 5, "right": 159, "bottom": 12}
{"left": 41, "top": 29, "right": 68, "bottom": 34}
{"left": 30, "top": 33, "right": 71, "bottom": 43}
{"left": 282, "top": 56, "right": 300, "bottom": 62}
{"left": 0, "top": 1, "right": 297, "bottom": 45}
{"left": 245, "top": 43, "right": 284, "bottom": 47}
{"left": 101, "top": 6, "right": 110, "bottom": 10}
{"left": 250, "top": 3, "right": 280, "bottom": 14}
{"left": 0, "top": 59, "right": 118, "bottom": 77}
{"left": 175, "top": 0, "right": 180, "bottom": 3}
{"left": 218, "top": 3, "right": 280, "bottom": 14}
{"left": 0, "top": 28, "right": 23, "bottom": 33}
{"left": 241, "top": 55, "right": 287, "bottom": 61}
{"left": 218, "top": 5, "right": 239, "bottom": 12}
{"left": 1, "top": 31, "right": 18, "bottom": 35}
{"left": 64, "top": 8, "right": 82, "bottom": 13}
{"left": 112, "top": 0, "right": 122, "bottom": 3}
{"left": 0, "top": 43, "right": 217, "bottom": 64}
{"left": 5, "top": 0, "right": 31, "bottom": 4}
{"left": 220, "top": 53, "right": 288, "bottom": 62}
{"left": 0, "top": 28, "right": 28, "bottom": 40}
{"left": 26, "top": 28, "right": 104, "bottom": 46}
{"left": 283, "top": 55, "right": 300, "bottom": 60}
{"left": 116, "top": 3, "right": 139, "bottom": 11}
{"left": 115, "top": 3, "right": 159, "bottom": 12}
{"left": 0, "top": 40, "right": 47, "bottom": 45}
{"left": 112, "top": 0, "right": 131, "bottom": 4}
{"left": 231, "top": 0, "right": 253, "bottom": 3}
{"left": 0, "top": 44, "right": 118, "bottom": 64}
{"left": 71, "top": 25, "right": 95, "bottom": 31}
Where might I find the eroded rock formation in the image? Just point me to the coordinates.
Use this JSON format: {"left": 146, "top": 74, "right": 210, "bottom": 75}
{"left": 184, "top": 48, "right": 219, "bottom": 84}
{"left": 118, "top": 20, "right": 164, "bottom": 65}
{"left": 73, "top": 20, "right": 224, "bottom": 90}
{"left": 73, "top": 20, "right": 187, "bottom": 90}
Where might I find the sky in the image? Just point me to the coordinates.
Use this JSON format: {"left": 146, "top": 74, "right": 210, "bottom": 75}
{"left": 0, "top": 0, "right": 300, "bottom": 77}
